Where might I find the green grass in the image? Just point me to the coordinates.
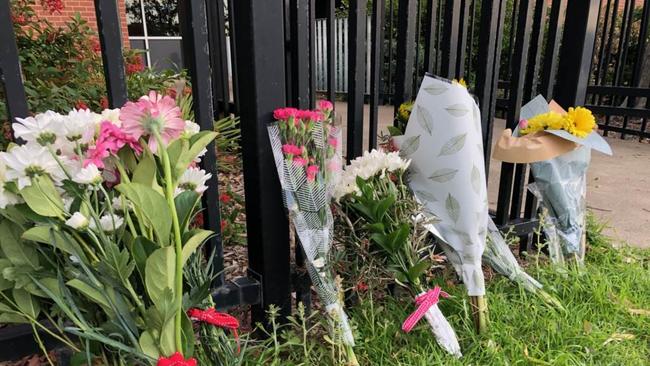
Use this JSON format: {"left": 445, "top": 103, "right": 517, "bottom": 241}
{"left": 242, "top": 217, "right": 650, "bottom": 365}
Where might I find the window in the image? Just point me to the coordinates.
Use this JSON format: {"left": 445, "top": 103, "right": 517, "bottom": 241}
{"left": 125, "top": 0, "right": 183, "bottom": 71}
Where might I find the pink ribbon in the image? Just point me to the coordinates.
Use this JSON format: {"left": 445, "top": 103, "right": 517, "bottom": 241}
{"left": 401, "top": 286, "right": 449, "bottom": 333}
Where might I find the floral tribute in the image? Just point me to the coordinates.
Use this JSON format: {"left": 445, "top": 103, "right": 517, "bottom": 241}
{"left": 0, "top": 92, "right": 237, "bottom": 365}
{"left": 335, "top": 149, "right": 462, "bottom": 357}
{"left": 268, "top": 101, "right": 359, "bottom": 365}
{"left": 519, "top": 106, "right": 596, "bottom": 138}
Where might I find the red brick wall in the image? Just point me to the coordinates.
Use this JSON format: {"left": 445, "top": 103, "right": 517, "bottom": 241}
{"left": 34, "top": 0, "right": 130, "bottom": 48}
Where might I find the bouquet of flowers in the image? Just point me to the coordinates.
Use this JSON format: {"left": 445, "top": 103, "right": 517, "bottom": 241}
{"left": 334, "top": 149, "right": 462, "bottom": 357}
{"left": 493, "top": 96, "right": 612, "bottom": 264}
{"left": 268, "top": 101, "right": 358, "bottom": 365}
{"left": 0, "top": 92, "right": 238, "bottom": 365}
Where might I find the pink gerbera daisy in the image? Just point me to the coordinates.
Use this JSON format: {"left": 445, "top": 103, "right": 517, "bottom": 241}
{"left": 120, "top": 91, "right": 184, "bottom": 152}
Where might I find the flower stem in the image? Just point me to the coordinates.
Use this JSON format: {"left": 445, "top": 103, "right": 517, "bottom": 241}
{"left": 156, "top": 133, "right": 185, "bottom": 354}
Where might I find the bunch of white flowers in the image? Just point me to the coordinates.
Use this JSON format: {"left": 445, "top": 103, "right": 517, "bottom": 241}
{"left": 333, "top": 149, "right": 410, "bottom": 200}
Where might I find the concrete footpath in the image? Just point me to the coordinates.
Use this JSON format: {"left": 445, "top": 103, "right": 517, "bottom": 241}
{"left": 335, "top": 102, "right": 650, "bottom": 248}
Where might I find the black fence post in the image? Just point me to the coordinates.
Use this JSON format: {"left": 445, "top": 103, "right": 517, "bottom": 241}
{"left": 455, "top": 0, "right": 471, "bottom": 78}
{"left": 207, "top": 0, "right": 230, "bottom": 117}
{"left": 232, "top": 0, "right": 292, "bottom": 325}
{"left": 289, "top": 0, "right": 311, "bottom": 109}
{"left": 475, "top": 0, "right": 506, "bottom": 173}
{"left": 554, "top": 0, "right": 600, "bottom": 107}
{"left": 327, "top": 0, "right": 336, "bottom": 104}
{"left": 523, "top": 0, "right": 547, "bottom": 101}
{"left": 0, "top": 0, "right": 29, "bottom": 122}
{"left": 369, "top": 0, "right": 385, "bottom": 149}
{"left": 423, "top": 0, "right": 439, "bottom": 74}
{"left": 393, "top": 0, "right": 418, "bottom": 115}
{"left": 179, "top": 0, "right": 224, "bottom": 286}
{"left": 347, "top": 0, "right": 367, "bottom": 160}
{"left": 539, "top": 0, "right": 567, "bottom": 99}
{"left": 93, "top": 0, "right": 127, "bottom": 107}
{"left": 440, "top": 0, "right": 461, "bottom": 79}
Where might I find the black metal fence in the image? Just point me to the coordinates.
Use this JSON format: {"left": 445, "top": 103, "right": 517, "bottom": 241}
{"left": 0, "top": 0, "right": 642, "bottom": 358}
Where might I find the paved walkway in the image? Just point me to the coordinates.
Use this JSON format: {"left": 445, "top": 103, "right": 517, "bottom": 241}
{"left": 335, "top": 102, "right": 650, "bottom": 248}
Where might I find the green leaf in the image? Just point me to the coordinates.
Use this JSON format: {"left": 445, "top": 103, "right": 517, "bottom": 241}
{"left": 139, "top": 331, "right": 160, "bottom": 359}
{"left": 66, "top": 278, "right": 112, "bottom": 313}
{"left": 145, "top": 247, "right": 176, "bottom": 306}
{"left": 445, "top": 103, "right": 470, "bottom": 117}
{"left": 387, "top": 224, "right": 410, "bottom": 253}
{"left": 415, "top": 105, "right": 434, "bottom": 135}
{"left": 131, "top": 236, "right": 158, "bottom": 280}
{"left": 176, "top": 131, "right": 217, "bottom": 176}
{"left": 438, "top": 133, "right": 467, "bottom": 156}
{"left": 174, "top": 191, "right": 200, "bottom": 231}
{"left": 471, "top": 165, "right": 482, "bottom": 195}
{"left": 160, "top": 317, "right": 176, "bottom": 356}
{"left": 132, "top": 152, "right": 160, "bottom": 189}
{"left": 13, "top": 288, "right": 40, "bottom": 318}
{"left": 0, "top": 221, "right": 39, "bottom": 269}
{"left": 117, "top": 182, "right": 172, "bottom": 246}
{"left": 22, "top": 226, "right": 88, "bottom": 262}
{"left": 399, "top": 135, "right": 421, "bottom": 156}
{"left": 0, "top": 259, "right": 13, "bottom": 290}
{"left": 423, "top": 82, "right": 449, "bottom": 96}
{"left": 365, "top": 222, "right": 385, "bottom": 234}
{"left": 181, "top": 229, "right": 214, "bottom": 266}
{"left": 428, "top": 168, "right": 458, "bottom": 183}
{"left": 445, "top": 194, "right": 461, "bottom": 224}
{"left": 19, "top": 176, "right": 65, "bottom": 218}
{"left": 407, "top": 260, "right": 430, "bottom": 283}
{"left": 374, "top": 195, "right": 396, "bottom": 222}
{"left": 181, "top": 311, "right": 195, "bottom": 357}
{"left": 387, "top": 125, "right": 404, "bottom": 136}
{"left": 369, "top": 233, "right": 391, "bottom": 253}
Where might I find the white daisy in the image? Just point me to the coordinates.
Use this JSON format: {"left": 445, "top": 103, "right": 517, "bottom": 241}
{"left": 13, "top": 111, "right": 66, "bottom": 146}
{"left": 175, "top": 167, "right": 212, "bottom": 196}
{"left": 0, "top": 160, "right": 22, "bottom": 208}
{"left": 73, "top": 163, "right": 102, "bottom": 185}
{"left": 184, "top": 120, "right": 200, "bottom": 136}
{"left": 65, "top": 212, "right": 89, "bottom": 230}
{"left": 0, "top": 143, "right": 67, "bottom": 189}
{"left": 100, "top": 108, "right": 121, "bottom": 126}
{"left": 65, "top": 108, "right": 99, "bottom": 143}
{"left": 90, "top": 214, "right": 124, "bottom": 232}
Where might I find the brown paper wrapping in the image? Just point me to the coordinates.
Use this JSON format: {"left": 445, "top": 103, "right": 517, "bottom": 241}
{"left": 492, "top": 100, "right": 578, "bottom": 164}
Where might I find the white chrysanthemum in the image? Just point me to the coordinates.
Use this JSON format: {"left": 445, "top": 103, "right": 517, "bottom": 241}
{"left": 184, "top": 120, "right": 200, "bottom": 136}
{"left": 333, "top": 149, "right": 410, "bottom": 200}
{"left": 73, "top": 163, "right": 102, "bottom": 185}
{"left": 65, "top": 109, "right": 100, "bottom": 143}
{"left": 13, "top": 111, "right": 66, "bottom": 146}
{"left": 65, "top": 212, "right": 89, "bottom": 229}
{"left": 175, "top": 167, "right": 212, "bottom": 196}
{"left": 90, "top": 214, "right": 124, "bottom": 232}
{"left": 0, "top": 143, "right": 67, "bottom": 189}
{"left": 100, "top": 108, "right": 121, "bottom": 126}
{"left": 193, "top": 147, "right": 207, "bottom": 164}
{"left": 0, "top": 160, "right": 22, "bottom": 208}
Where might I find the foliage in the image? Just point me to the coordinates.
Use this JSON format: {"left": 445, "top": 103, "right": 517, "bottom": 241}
{"left": 242, "top": 214, "right": 650, "bottom": 365}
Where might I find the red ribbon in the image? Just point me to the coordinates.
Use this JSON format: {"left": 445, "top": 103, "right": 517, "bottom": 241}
{"left": 401, "top": 286, "right": 449, "bottom": 333}
{"left": 188, "top": 308, "right": 240, "bottom": 352}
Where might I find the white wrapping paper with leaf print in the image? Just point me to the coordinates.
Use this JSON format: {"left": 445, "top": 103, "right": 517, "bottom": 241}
{"left": 394, "top": 75, "right": 487, "bottom": 296}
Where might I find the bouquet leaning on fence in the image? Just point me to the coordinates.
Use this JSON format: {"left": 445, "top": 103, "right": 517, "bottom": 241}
{"left": 268, "top": 101, "right": 358, "bottom": 365}
{"left": 493, "top": 96, "right": 613, "bottom": 265}
{"left": 334, "top": 149, "right": 462, "bottom": 358}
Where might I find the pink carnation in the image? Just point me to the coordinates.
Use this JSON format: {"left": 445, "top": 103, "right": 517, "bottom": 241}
{"left": 328, "top": 137, "right": 338, "bottom": 148}
{"left": 292, "top": 156, "right": 307, "bottom": 167}
{"left": 297, "top": 110, "right": 322, "bottom": 122}
{"left": 318, "top": 100, "right": 333, "bottom": 112}
{"left": 273, "top": 107, "right": 299, "bottom": 121}
{"left": 306, "top": 165, "right": 319, "bottom": 182}
{"left": 120, "top": 91, "right": 184, "bottom": 152}
{"left": 84, "top": 121, "right": 142, "bottom": 168}
{"left": 282, "top": 144, "right": 303, "bottom": 156}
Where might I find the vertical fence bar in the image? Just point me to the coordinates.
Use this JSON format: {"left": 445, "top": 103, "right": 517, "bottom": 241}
{"left": 207, "top": 0, "right": 230, "bottom": 117}
{"left": 347, "top": 0, "right": 367, "bottom": 160}
{"left": 613, "top": 0, "right": 633, "bottom": 92}
{"left": 505, "top": 0, "right": 520, "bottom": 85}
{"left": 369, "top": 0, "right": 386, "bottom": 149}
{"left": 387, "top": 0, "right": 395, "bottom": 101}
{"left": 178, "top": 0, "right": 223, "bottom": 287}
{"left": 414, "top": 0, "right": 423, "bottom": 95}
{"left": 466, "top": 0, "right": 476, "bottom": 78}
{"left": 232, "top": 0, "right": 291, "bottom": 324}
{"left": 94, "top": 0, "right": 127, "bottom": 107}
{"left": 539, "top": 0, "right": 567, "bottom": 99}
{"left": 554, "top": 0, "right": 600, "bottom": 107}
{"left": 475, "top": 0, "right": 506, "bottom": 172}
{"left": 495, "top": 0, "right": 535, "bottom": 226}
{"left": 289, "top": 0, "right": 311, "bottom": 108}
{"left": 424, "top": 0, "right": 439, "bottom": 74}
{"left": 618, "top": 0, "right": 635, "bottom": 138}
{"left": 593, "top": 0, "right": 612, "bottom": 102}
{"left": 309, "top": 0, "right": 317, "bottom": 108}
{"left": 455, "top": 0, "right": 471, "bottom": 78}
{"left": 394, "top": 0, "right": 418, "bottom": 115}
{"left": 632, "top": 0, "right": 650, "bottom": 141}
{"left": 523, "top": 0, "right": 547, "bottom": 101}
{"left": 441, "top": 0, "right": 461, "bottom": 78}
{"left": 600, "top": 0, "right": 619, "bottom": 136}
{"left": 228, "top": 0, "right": 240, "bottom": 114}
{"left": 0, "top": 0, "right": 29, "bottom": 122}
{"left": 327, "top": 0, "right": 336, "bottom": 104}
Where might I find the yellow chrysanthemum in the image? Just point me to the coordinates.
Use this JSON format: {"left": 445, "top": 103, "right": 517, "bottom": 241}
{"left": 397, "top": 101, "right": 414, "bottom": 124}
{"left": 452, "top": 78, "right": 467, "bottom": 88}
{"left": 564, "top": 106, "right": 595, "bottom": 138}
{"left": 520, "top": 111, "right": 565, "bottom": 135}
